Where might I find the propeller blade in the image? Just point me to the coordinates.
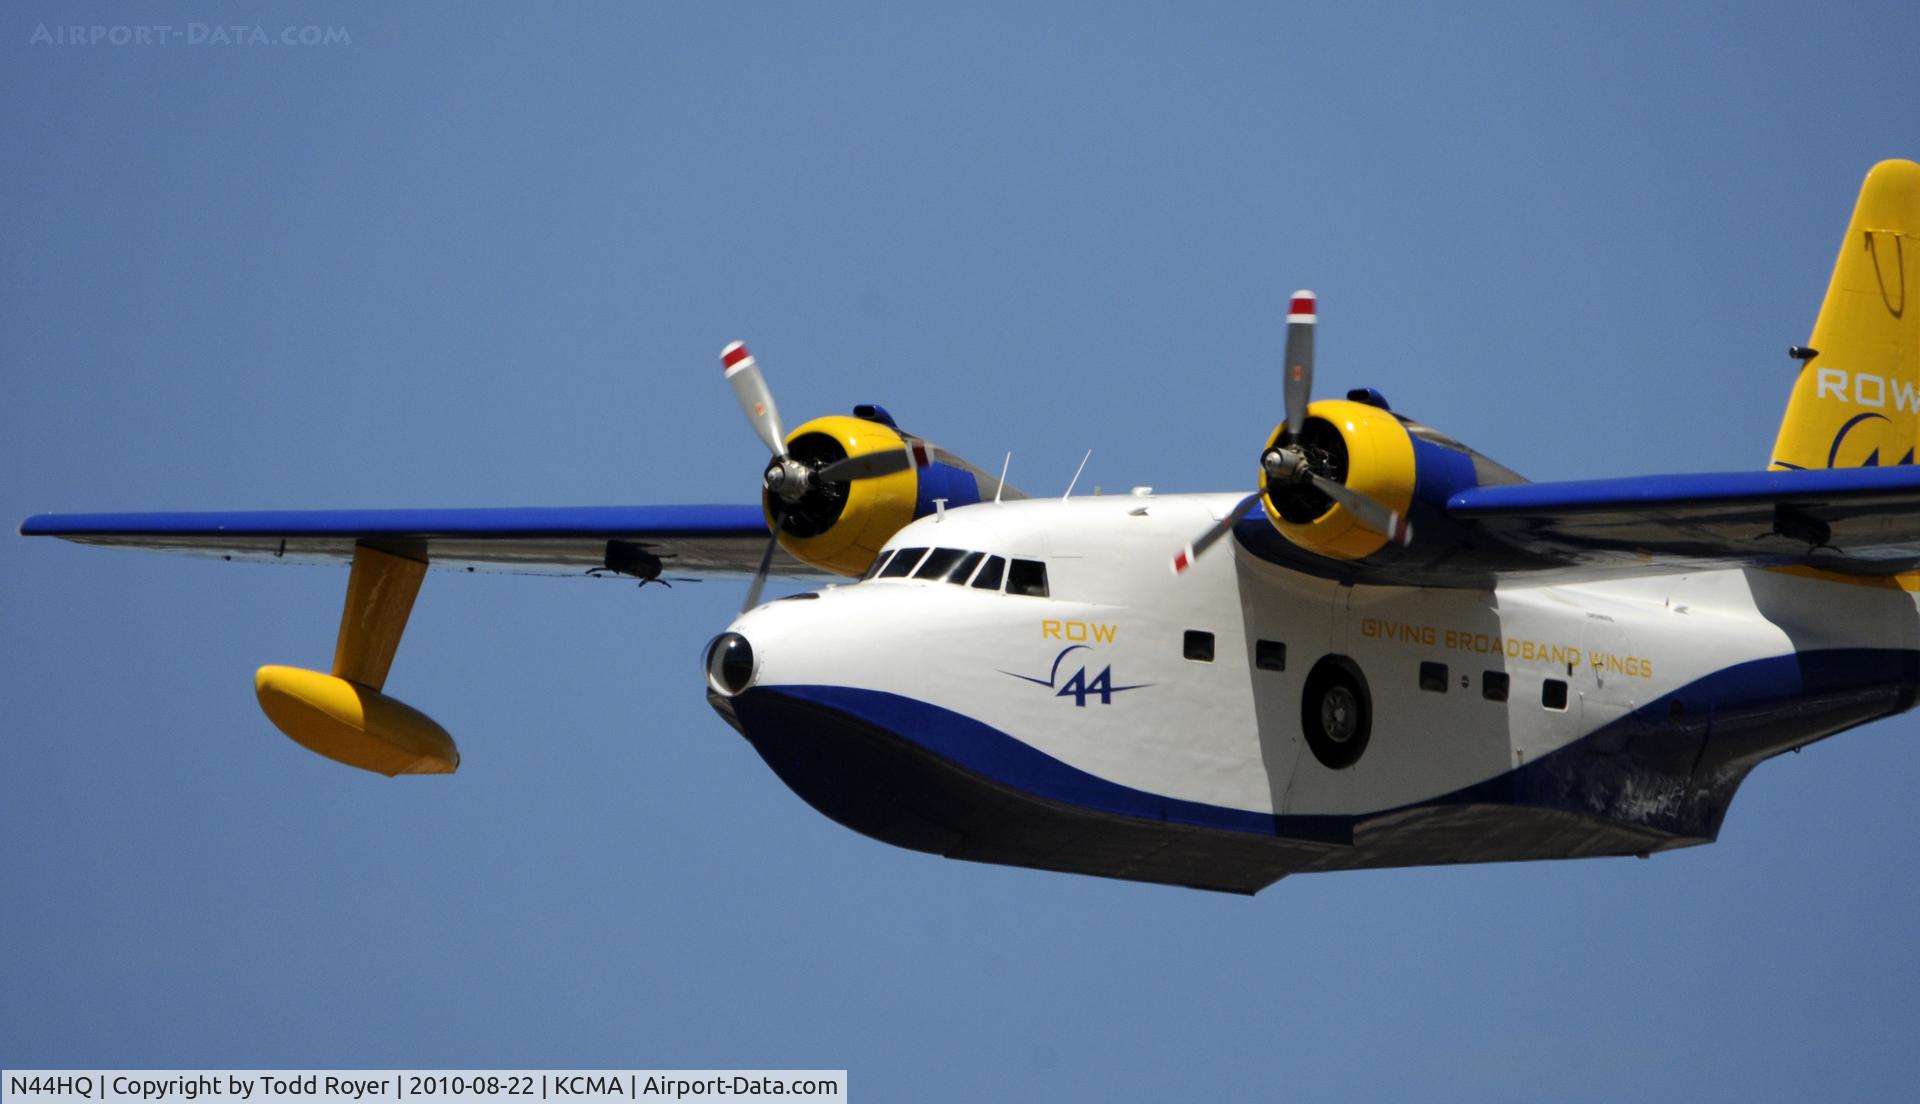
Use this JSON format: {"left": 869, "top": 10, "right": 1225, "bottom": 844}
{"left": 1283, "top": 290, "right": 1316, "bottom": 440}
{"left": 742, "top": 506, "right": 783, "bottom": 613}
{"left": 1308, "top": 474, "right": 1413, "bottom": 546}
{"left": 721, "top": 341, "right": 788, "bottom": 456}
{"left": 815, "top": 447, "right": 913, "bottom": 483}
{"left": 1172, "top": 492, "right": 1262, "bottom": 575}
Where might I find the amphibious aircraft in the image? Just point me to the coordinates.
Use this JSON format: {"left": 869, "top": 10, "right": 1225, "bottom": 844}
{"left": 21, "top": 160, "right": 1920, "bottom": 893}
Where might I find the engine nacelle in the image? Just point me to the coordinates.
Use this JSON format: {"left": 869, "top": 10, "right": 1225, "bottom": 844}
{"left": 768, "top": 413, "right": 1004, "bottom": 576}
{"left": 1259, "top": 397, "right": 1517, "bottom": 563}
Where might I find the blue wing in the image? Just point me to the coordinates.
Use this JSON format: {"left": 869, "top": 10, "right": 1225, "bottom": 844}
{"left": 1448, "top": 465, "right": 1920, "bottom": 576}
{"left": 17, "top": 504, "right": 825, "bottom": 578}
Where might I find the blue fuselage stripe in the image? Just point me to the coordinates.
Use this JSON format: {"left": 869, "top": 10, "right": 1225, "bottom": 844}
{"left": 772, "top": 684, "right": 1294, "bottom": 835}
{"left": 752, "top": 647, "right": 1918, "bottom": 840}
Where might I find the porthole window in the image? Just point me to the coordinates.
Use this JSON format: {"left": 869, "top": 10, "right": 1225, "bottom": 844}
{"left": 1419, "top": 661, "right": 1449, "bottom": 693}
{"left": 1184, "top": 630, "right": 1215, "bottom": 662}
{"left": 1482, "top": 671, "right": 1510, "bottom": 702}
{"left": 1542, "top": 678, "right": 1569, "bottom": 711}
{"left": 1255, "top": 640, "right": 1286, "bottom": 671}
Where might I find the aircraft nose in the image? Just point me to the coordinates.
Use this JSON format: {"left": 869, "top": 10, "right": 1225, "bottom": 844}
{"left": 704, "top": 631, "right": 755, "bottom": 697}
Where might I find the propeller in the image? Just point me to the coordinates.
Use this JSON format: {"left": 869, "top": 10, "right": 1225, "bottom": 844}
{"left": 720, "top": 341, "right": 933, "bottom": 610}
{"left": 1283, "top": 292, "right": 1315, "bottom": 440}
{"left": 1171, "top": 492, "right": 1262, "bottom": 575}
{"left": 722, "top": 341, "right": 787, "bottom": 454}
{"left": 1171, "top": 291, "right": 1412, "bottom": 575}
{"left": 815, "top": 442, "right": 923, "bottom": 483}
{"left": 741, "top": 503, "right": 783, "bottom": 613}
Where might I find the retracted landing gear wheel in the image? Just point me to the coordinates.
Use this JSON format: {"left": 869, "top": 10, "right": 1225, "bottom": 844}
{"left": 1303, "top": 656, "right": 1371, "bottom": 769}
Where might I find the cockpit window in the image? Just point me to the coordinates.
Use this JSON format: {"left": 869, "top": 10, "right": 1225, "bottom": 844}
{"left": 912, "top": 547, "right": 970, "bottom": 580}
{"left": 878, "top": 548, "right": 928, "bottom": 578}
{"left": 1006, "top": 558, "right": 1049, "bottom": 598}
{"left": 868, "top": 547, "right": 1041, "bottom": 594}
{"left": 946, "top": 550, "right": 985, "bottom": 585}
{"left": 862, "top": 549, "right": 897, "bottom": 580}
{"left": 970, "top": 555, "right": 1006, "bottom": 591}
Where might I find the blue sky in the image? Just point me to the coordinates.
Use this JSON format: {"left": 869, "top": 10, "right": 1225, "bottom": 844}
{"left": 5, "top": 2, "right": 1919, "bottom": 1100}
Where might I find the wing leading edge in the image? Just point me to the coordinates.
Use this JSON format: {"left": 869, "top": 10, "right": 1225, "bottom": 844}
{"left": 17, "top": 503, "right": 826, "bottom": 578}
{"left": 31, "top": 466, "right": 1920, "bottom": 585}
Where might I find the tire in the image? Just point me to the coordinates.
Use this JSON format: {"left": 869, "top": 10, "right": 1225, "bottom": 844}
{"left": 1302, "top": 655, "right": 1371, "bottom": 769}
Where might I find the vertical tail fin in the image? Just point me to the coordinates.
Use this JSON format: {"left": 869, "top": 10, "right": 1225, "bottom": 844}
{"left": 1769, "top": 160, "right": 1920, "bottom": 471}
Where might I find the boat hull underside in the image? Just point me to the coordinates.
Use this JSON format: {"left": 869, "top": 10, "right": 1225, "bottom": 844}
{"left": 710, "top": 653, "right": 1915, "bottom": 894}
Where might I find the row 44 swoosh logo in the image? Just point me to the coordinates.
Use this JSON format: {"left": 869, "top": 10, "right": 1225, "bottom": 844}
{"left": 1002, "top": 645, "right": 1149, "bottom": 707}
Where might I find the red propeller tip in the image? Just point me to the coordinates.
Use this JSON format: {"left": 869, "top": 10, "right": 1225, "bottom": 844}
{"left": 1287, "top": 292, "right": 1317, "bottom": 321}
{"left": 1171, "top": 548, "right": 1193, "bottom": 575}
{"left": 721, "top": 342, "right": 752, "bottom": 371}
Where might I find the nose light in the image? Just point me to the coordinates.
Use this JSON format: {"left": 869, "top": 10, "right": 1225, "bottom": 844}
{"left": 705, "top": 632, "right": 754, "bottom": 697}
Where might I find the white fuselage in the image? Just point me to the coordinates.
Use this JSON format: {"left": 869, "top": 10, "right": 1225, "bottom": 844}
{"left": 713, "top": 492, "right": 1919, "bottom": 889}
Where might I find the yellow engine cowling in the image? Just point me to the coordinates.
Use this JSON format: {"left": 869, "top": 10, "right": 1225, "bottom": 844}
{"left": 1259, "top": 398, "right": 1417, "bottom": 561}
{"left": 765, "top": 414, "right": 936, "bottom": 577}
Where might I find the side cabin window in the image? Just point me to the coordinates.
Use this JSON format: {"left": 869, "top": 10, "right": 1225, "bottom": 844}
{"left": 1255, "top": 640, "right": 1286, "bottom": 671}
{"left": 1184, "top": 630, "right": 1215, "bottom": 662}
{"left": 1541, "top": 678, "right": 1569, "bottom": 711}
{"left": 1482, "top": 671, "right": 1509, "bottom": 702}
{"left": 1006, "top": 558, "right": 1049, "bottom": 598}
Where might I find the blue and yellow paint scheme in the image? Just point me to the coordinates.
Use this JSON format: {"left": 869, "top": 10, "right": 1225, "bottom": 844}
{"left": 20, "top": 160, "right": 1920, "bottom": 893}
{"left": 1260, "top": 398, "right": 1418, "bottom": 561}
{"left": 768, "top": 413, "right": 998, "bottom": 577}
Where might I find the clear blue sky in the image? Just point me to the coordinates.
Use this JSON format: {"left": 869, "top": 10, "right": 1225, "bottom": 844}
{"left": 5, "top": 3, "right": 1919, "bottom": 1100}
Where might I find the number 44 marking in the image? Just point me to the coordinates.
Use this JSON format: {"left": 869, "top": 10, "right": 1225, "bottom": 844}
{"left": 1056, "top": 666, "right": 1114, "bottom": 706}
{"left": 1002, "top": 646, "right": 1148, "bottom": 706}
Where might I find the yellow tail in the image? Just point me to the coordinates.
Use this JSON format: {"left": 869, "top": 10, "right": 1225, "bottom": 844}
{"left": 1770, "top": 160, "right": 1920, "bottom": 471}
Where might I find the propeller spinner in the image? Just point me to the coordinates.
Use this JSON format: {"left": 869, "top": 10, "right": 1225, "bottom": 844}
{"left": 1172, "top": 292, "right": 1412, "bottom": 575}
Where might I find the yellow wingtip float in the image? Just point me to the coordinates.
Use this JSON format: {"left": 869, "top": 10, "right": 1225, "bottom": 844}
{"left": 255, "top": 543, "right": 458, "bottom": 776}
{"left": 254, "top": 665, "right": 458, "bottom": 776}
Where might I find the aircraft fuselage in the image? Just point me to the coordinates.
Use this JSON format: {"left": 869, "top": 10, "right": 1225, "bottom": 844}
{"left": 708, "top": 493, "right": 1920, "bottom": 892}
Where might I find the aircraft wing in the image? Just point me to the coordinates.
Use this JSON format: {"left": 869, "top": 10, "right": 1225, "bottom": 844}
{"left": 17, "top": 504, "right": 829, "bottom": 579}
{"left": 1448, "top": 465, "right": 1920, "bottom": 577}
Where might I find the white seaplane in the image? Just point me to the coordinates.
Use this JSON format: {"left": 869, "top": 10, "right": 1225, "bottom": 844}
{"left": 22, "top": 161, "right": 1920, "bottom": 892}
